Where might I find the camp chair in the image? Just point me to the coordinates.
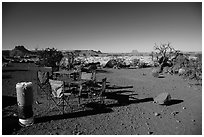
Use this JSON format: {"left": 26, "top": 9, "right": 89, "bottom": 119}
{"left": 37, "top": 71, "right": 72, "bottom": 114}
{"left": 48, "top": 79, "right": 72, "bottom": 114}
{"left": 89, "top": 77, "right": 107, "bottom": 104}
{"left": 80, "top": 77, "right": 107, "bottom": 105}
{"left": 37, "top": 71, "right": 51, "bottom": 99}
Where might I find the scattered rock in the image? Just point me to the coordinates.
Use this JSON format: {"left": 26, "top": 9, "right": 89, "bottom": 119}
{"left": 36, "top": 101, "right": 40, "bottom": 104}
{"left": 148, "top": 131, "right": 153, "bottom": 135}
{"left": 76, "top": 131, "right": 82, "bottom": 135}
{"left": 154, "top": 112, "right": 160, "bottom": 116}
{"left": 152, "top": 68, "right": 160, "bottom": 77}
{"left": 178, "top": 68, "right": 185, "bottom": 75}
{"left": 176, "top": 120, "right": 181, "bottom": 123}
{"left": 145, "top": 122, "right": 149, "bottom": 126}
{"left": 171, "top": 111, "right": 179, "bottom": 116}
{"left": 153, "top": 92, "right": 171, "bottom": 105}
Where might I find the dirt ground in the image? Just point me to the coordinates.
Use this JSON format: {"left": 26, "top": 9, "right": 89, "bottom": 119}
{"left": 2, "top": 63, "right": 202, "bottom": 135}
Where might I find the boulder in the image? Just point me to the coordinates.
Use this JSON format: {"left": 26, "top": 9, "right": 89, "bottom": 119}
{"left": 105, "top": 59, "right": 117, "bottom": 68}
{"left": 178, "top": 68, "right": 185, "bottom": 75}
{"left": 154, "top": 92, "right": 171, "bottom": 105}
{"left": 152, "top": 68, "right": 160, "bottom": 77}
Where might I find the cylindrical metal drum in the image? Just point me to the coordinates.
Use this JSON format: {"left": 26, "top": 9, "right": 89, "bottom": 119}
{"left": 16, "top": 82, "right": 34, "bottom": 127}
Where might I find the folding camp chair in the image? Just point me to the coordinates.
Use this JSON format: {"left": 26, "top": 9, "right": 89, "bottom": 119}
{"left": 78, "top": 77, "right": 107, "bottom": 105}
{"left": 48, "top": 79, "right": 72, "bottom": 114}
{"left": 37, "top": 71, "right": 72, "bottom": 114}
{"left": 88, "top": 77, "right": 107, "bottom": 104}
{"left": 37, "top": 71, "right": 51, "bottom": 99}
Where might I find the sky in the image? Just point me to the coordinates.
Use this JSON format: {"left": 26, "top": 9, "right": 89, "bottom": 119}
{"left": 2, "top": 2, "right": 202, "bottom": 53}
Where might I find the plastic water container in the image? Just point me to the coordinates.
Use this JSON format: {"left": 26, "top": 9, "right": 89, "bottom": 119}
{"left": 16, "top": 82, "right": 34, "bottom": 127}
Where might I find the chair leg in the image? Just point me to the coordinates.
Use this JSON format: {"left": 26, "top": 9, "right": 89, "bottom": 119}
{"left": 78, "top": 85, "right": 83, "bottom": 105}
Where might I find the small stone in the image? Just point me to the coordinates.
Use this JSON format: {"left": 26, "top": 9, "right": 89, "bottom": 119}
{"left": 171, "top": 111, "right": 179, "bottom": 116}
{"left": 182, "top": 107, "right": 186, "bottom": 109}
{"left": 148, "top": 131, "right": 153, "bottom": 135}
{"left": 13, "top": 113, "right": 17, "bottom": 117}
{"left": 36, "top": 101, "right": 40, "bottom": 104}
{"left": 76, "top": 132, "right": 82, "bottom": 135}
{"left": 154, "top": 112, "right": 160, "bottom": 116}
{"left": 145, "top": 122, "right": 149, "bottom": 126}
{"left": 176, "top": 120, "right": 181, "bottom": 123}
{"left": 192, "top": 119, "right": 195, "bottom": 122}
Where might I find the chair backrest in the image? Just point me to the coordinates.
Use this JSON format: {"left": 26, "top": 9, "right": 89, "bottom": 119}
{"left": 37, "top": 71, "right": 49, "bottom": 84}
{"left": 81, "top": 72, "right": 93, "bottom": 80}
{"left": 49, "top": 79, "right": 64, "bottom": 98}
{"left": 100, "top": 78, "right": 107, "bottom": 95}
{"left": 80, "top": 71, "right": 96, "bottom": 82}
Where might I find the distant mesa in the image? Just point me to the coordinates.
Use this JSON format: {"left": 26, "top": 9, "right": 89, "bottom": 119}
{"left": 9, "top": 45, "right": 33, "bottom": 57}
{"left": 131, "top": 50, "right": 139, "bottom": 54}
{"left": 63, "top": 50, "right": 103, "bottom": 57}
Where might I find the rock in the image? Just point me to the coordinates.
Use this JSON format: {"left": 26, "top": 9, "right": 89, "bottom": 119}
{"left": 154, "top": 92, "right": 171, "bottom": 105}
{"left": 13, "top": 113, "right": 17, "bottom": 117}
{"left": 152, "top": 68, "right": 160, "bottom": 77}
{"left": 154, "top": 112, "right": 160, "bottom": 116}
{"left": 36, "top": 101, "right": 40, "bottom": 104}
{"left": 178, "top": 68, "right": 185, "bottom": 75}
{"left": 171, "top": 111, "right": 179, "bottom": 116}
{"left": 148, "top": 131, "right": 153, "bottom": 135}
{"left": 145, "top": 122, "right": 149, "bottom": 126}
{"left": 176, "top": 120, "right": 181, "bottom": 123}
{"left": 182, "top": 107, "right": 186, "bottom": 109}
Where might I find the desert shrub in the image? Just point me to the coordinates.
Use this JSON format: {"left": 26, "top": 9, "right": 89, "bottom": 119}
{"left": 38, "top": 48, "right": 63, "bottom": 69}
{"left": 132, "top": 58, "right": 140, "bottom": 66}
{"left": 195, "top": 53, "right": 202, "bottom": 62}
{"left": 182, "top": 57, "right": 202, "bottom": 82}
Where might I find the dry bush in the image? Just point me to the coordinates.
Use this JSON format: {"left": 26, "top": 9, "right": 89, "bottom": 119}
{"left": 182, "top": 55, "right": 202, "bottom": 83}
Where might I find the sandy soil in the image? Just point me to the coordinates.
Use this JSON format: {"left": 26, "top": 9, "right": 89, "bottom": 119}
{"left": 2, "top": 63, "right": 202, "bottom": 135}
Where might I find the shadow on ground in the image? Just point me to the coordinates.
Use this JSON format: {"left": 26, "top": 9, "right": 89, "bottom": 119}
{"left": 104, "top": 90, "right": 183, "bottom": 108}
{"left": 2, "top": 116, "right": 21, "bottom": 135}
{"left": 2, "top": 96, "right": 17, "bottom": 108}
{"left": 107, "top": 85, "right": 133, "bottom": 89}
{"left": 164, "top": 99, "right": 184, "bottom": 106}
{"left": 96, "top": 69, "right": 112, "bottom": 74}
{"left": 2, "top": 74, "right": 12, "bottom": 79}
{"left": 2, "top": 69, "right": 29, "bottom": 72}
{"left": 34, "top": 106, "right": 113, "bottom": 124}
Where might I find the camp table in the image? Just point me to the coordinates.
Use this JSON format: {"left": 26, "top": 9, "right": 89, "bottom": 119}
{"left": 53, "top": 69, "right": 79, "bottom": 80}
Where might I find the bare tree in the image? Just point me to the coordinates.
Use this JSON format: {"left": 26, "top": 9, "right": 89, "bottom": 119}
{"left": 154, "top": 42, "right": 180, "bottom": 73}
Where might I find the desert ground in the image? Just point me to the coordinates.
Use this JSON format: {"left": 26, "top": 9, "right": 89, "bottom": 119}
{"left": 2, "top": 63, "right": 202, "bottom": 135}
